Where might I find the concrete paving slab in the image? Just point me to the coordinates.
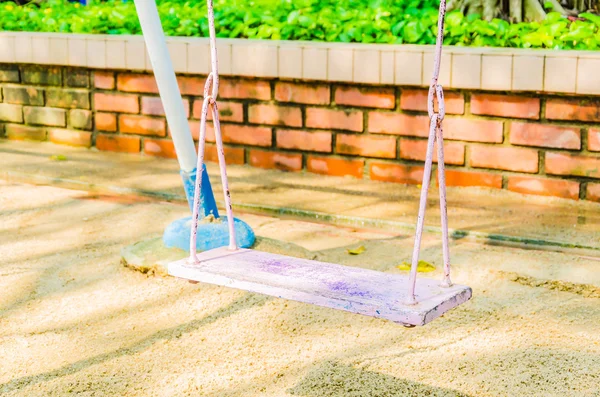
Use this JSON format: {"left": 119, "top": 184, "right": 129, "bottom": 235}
{"left": 2, "top": 139, "right": 599, "bottom": 254}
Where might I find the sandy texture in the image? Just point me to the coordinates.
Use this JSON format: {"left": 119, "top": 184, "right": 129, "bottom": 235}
{"left": 1, "top": 181, "right": 599, "bottom": 397}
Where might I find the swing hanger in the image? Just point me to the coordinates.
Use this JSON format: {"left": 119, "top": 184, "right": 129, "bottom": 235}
{"left": 167, "top": 0, "right": 471, "bottom": 327}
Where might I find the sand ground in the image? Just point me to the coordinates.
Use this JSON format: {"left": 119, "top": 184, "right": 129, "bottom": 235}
{"left": 1, "top": 180, "right": 599, "bottom": 397}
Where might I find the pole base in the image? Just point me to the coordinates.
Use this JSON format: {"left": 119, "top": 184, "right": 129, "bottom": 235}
{"left": 163, "top": 216, "right": 255, "bottom": 252}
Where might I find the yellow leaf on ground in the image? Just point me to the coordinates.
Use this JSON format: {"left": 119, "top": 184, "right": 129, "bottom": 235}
{"left": 397, "top": 260, "right": 436, "bottom": 273}
{"left": 347, "top": 245, "right": 366, "bottom": 255}
{"left": 50, "top": 155, "right": 68, "bottom": 161}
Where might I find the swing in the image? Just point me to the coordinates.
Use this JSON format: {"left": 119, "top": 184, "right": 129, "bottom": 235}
{"left": 167, "top": 0, "right": 472, "bottom": 327}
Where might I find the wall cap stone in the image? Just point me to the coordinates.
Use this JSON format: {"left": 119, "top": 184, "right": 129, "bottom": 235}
{"left": 1, "top": 32, "right": 598, "bottom": 94}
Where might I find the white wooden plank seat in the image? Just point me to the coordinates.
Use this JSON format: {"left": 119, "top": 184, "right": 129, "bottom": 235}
{"left": 169, "top": 248, "right": 472, "bottom": 326}
{"left": 166, "top": 0, "right": 472, "bottom": 327}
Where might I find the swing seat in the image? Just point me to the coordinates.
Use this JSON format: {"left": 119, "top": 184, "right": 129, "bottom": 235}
{"left": 168, "top": 247, "right": 472, "bottom": 326}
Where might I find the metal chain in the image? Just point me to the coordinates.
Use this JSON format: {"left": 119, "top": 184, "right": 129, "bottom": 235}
{"left": 189, "top": 0, "right": 238, "bottom": 263}
{"left": 406, "top": 0, "right": 452, "bottom": 304}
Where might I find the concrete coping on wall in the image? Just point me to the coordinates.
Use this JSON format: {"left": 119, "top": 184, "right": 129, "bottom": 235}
{"left": 1, "top": 31, "right": 599, "bottom": 95}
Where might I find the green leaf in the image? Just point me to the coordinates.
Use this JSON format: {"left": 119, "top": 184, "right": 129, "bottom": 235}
{"left": 580, "top": 12, "right": 600, "bottom": 28}
{"left": 545, "top": 12, "right": 564, "bottom": 23}
{"left": 404, "top": 20, "right": 425, "bottom": 43}
{"left": 0, "top": 0, "right": 597, "bottom": 50}
{"left": 445, "top": 11, "right": 463, "bottom": 27}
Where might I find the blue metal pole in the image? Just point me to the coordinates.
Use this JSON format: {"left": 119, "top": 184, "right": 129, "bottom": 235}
{"left": 180, "top": 166, "right": 218, "bottom": 217}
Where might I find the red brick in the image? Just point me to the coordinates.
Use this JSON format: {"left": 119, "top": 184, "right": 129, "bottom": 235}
{"left": 248, "top": 104, "right": 300, "bottom": 127}
{"left": 177, "top": 76, "right": 204, "bottom": 96}
{"left": 0, "top": 68, "right": 19, "bottom": 83}
{"left": 399, "top": 139, "right": 465, "bottom": 165}
{"left": 546, "top": 98, "right": 600, "bottom": 122}
{"left": 48, "top": 128, "right": 91, "bottom": 147}
{"left": 65, "top": 69, "right": 89, "bottom": 88}
{"left": 545, "top": 152, "right": 600, "bottom": 178}
{"left": 400, "top": 89, "right": 465, "bottom": 114}
{"left": 0, "top": 103, "right": 24, "bottom": 123}
{"left": 443, "top": 118, "right": 504, "bottom": 143}
{"left": 442, "top": 170, "right": 502, "bottom": 188}
{"left": 249, "top": 150, "right": 302, "bottom": 171}
{"left": 70, "top": 109, "right": 92, "bottom": 130}
{"left": 334, "top": 86, "right": 395, "bottom": 109}
{"left": 368, "top": 112, "right": 429, "bottom": 137}
{"left": 143, "top": 138, "right": 176, "bottom": 159}
{"left": 97, "top": 134, "right": 140, "bottom": 153}
{"left": 119, "top": 74, "right": 201, "bottom": 95}
{"left": 222, "top": 124, "right": 272, "bottom": 147}
{"left": 369, "top": 162, "right": 424, "bottom": 184}
{"left": 205, "top": 144, "right": 245, "bottom": 165}
{"left": 275, "top": 82, "right": 330, "bottom": 105}
{"left": 3, "top": 86, "right": 44, "bottom": 106}
{"left": 119, "top": 115, "right": 166, "bottom": 137}
{"left": 117, "top": 73, "right": 158, "bottom": 93}
{"left": 470, "top": 145, "right": 538, "bottom": 173}
{"left": 588, "top": 129, "right": 600, "bottom": 151}
{"left": 141, "top": 96, "right": 190, "bottom": 118}
{"left": 507, "top": 176, "right": 579, "bottom": 200}
{"left": 276, "top": 129, "right": 332, "bottom": 153}
{"left": 220, "top": 79, "right": 271, "bottom": 100}
{"left": 22, "top": 66, "right": 61, "bottom": 86}
{"left": 24, "top": 107, "right": 66, "bottom": 127}
{"left": 587, "top": 183, "right": 600, "bottom": 202}
{"left": 5, "top": 124, "right": 46, "bottom": 141}
{"left": 368, "top": 113, "right": 502, "bottom": 143}
{"left": 306, "top": 108, "right": 363, "bottom": 132}
{"left": 336, "top": 134, "right": 396, "bottom": 158}
{"left": 471, "top": 94, "right": 540, "bottom": 119}
{"left": 177, "top": 120, "right": 218, "bottom": 143}
{"left": 307, "top": 156, "right": 364, "bottom": 178}
{"left": 96, "top": 112, "right": 117, "bottom": 132}
{"left": 94, "top": 92, "right": 139, "bottom": 113}
{"left": 183, "top": 120, "right": 205, "bottom": 141}
{"left": 46, "top": 88, "right": 90, "bottom": 109}
{"left": 510, "top": 122, "right": 580, "bottom": 149}
{"left": 94, "top": 71, "right": 115, "bottom": 89}
{"left": 192, "top": 100, "right": 243, "bottom": 122}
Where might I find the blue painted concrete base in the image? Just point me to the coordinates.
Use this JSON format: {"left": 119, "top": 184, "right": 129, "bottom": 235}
{"left": 163, "top": 216, "right": 255, "bottom": 252}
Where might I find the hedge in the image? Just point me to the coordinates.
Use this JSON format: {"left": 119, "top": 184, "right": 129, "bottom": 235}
{"left": 1, "top": 0, "right": 600, "bottom": 50}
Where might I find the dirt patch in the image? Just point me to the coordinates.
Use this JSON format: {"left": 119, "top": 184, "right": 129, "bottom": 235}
{"left": 288, "top": 361, "right": 469, "bottom": 397}
{"left": 502, "top": 271, "right": 600, "bottom": 298}
{"left": 1, "top": 181, "right": 599, "bottom": 397}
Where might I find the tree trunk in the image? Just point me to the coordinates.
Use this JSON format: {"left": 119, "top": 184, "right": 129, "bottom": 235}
{"left": 448, "top": 0, "right": 485, "bottom": 16}
{"left": 483, "top": 0, "right": 500, "bottom": 19}
{"left": 510, "top": 0, "right": 523, "bottom": 21}
{"left": 524, "top": 0, "right": 547, "bottom": 20}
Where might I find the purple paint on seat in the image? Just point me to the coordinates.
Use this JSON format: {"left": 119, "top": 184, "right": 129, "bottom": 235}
{"left": 324, "top": 280, "right": 372, "bottom": 298}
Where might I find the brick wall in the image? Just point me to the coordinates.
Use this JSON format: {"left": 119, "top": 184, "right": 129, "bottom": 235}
{"left": 1, "top": 63, "right": 600, "bottom": 203}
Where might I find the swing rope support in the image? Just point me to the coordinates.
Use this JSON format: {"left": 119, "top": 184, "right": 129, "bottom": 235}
{"left": 167, "top": 0, "right": 472, "bottom": 327}
{"left": 406, "top": 0, "right": 453, "bottom": 305}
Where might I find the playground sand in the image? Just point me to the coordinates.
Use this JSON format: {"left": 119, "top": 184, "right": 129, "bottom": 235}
{"left": 1, "top": 180, "right": 599, "bottom": 397}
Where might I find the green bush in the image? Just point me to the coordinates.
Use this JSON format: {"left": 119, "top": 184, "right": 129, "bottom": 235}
{"left": 1, "top": 0, "right": 600, "bottom": 50}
